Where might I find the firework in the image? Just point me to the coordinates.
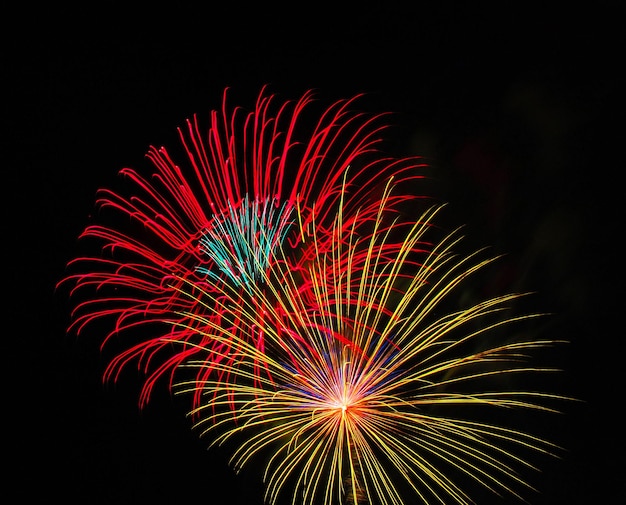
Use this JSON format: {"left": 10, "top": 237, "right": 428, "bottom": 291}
{"left": 172, "top": 179, "right": 568, "bottom": 505}
{"left": 58, "top": 88, "right": 424, "bottom": 408}
{"left": 59, "top": 87, "right": 570, "bottom": 504}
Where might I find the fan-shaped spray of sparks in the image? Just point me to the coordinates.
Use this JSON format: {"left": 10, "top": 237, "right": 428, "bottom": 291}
{"left": 170, "top": 179, "right": 569, "bottom": 505}
{"left": 197, "top": 195, "right": 295, "bottom": 291}
{"left": 58, "top": 88, "right": 424, "bottom": 407}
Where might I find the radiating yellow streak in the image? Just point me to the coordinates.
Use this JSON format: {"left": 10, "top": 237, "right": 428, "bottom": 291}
{"left": 296, "top": 194, "right": 305, "bottom": 244}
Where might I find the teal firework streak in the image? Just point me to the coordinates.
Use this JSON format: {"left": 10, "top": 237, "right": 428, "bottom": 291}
{"left": 197, "top": 195, "right": 295, "bottom": 291}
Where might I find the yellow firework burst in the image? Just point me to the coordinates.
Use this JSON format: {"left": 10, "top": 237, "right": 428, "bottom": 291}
{"left": 169, "top": 179, "right": 569, "bottom": 505}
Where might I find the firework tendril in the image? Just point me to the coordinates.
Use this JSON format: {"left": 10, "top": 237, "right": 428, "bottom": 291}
{"left": 60, "top": 88, "right": 571, "bottom": 504}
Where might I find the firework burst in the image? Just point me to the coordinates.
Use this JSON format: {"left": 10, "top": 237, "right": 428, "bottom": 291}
{"left": 59, "top": 87, "right": 571, "bottom": 504}
{"left": 171, "top": 179, "right": 569, "bottom": 505}
{"left": 58, "top": 88, "right": 424, "bottom": 408}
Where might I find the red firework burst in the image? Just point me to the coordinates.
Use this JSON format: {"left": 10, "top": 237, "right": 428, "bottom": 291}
{"left": 58, "top": 87, "right": 426, "bottom": 409}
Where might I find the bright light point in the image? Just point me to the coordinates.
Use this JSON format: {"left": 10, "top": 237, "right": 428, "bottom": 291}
{"left": 330, "top": 399, "right": 350, "bottom": 413}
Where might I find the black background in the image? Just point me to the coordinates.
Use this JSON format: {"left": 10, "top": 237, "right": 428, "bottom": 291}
{"left": 6, "top": 3, "right": 624, "bottom": 504}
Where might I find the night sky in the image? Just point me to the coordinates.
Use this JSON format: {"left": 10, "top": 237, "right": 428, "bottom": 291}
{"left": 7, "top": 4, "right": 623, "bottom": 504}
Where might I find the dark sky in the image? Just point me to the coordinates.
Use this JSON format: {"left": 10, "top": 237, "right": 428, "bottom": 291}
{"left": 7, "top": 4, "right": 623, "bottom": 504}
